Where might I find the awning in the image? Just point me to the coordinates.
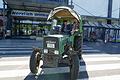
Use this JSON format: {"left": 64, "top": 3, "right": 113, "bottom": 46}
{"left": 4, "top": 0, "right": 67, "bottom": 13}
{"left": 83, "top": 22, "right": 120, "bottom": 30}
{"left": 47, "top": 6, "right": 81, "bottom": 21}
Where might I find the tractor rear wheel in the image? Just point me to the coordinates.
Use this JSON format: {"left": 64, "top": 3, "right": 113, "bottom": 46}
{"left": 29, "top": 50, "right": 41, "bottom": 74}
{"left": 78, "top": 50, "right": 82, "bottom": 59}
{"left": 70, "top": 55, "right": 80, "bottom": 80}
{"left": 74, "top": 36, "right": 82, "bottom": 59}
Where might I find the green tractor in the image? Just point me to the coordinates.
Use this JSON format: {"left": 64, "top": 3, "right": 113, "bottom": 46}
{"left": 29, "top": 6, "right": 83, "bottom": 80}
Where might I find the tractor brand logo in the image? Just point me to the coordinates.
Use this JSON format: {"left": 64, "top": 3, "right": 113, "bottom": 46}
{"left": 46, "top": 41, "right": 56, "bottom": 44}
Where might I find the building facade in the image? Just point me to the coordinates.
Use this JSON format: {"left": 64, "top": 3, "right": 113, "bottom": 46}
{"left": 1, "top": 0, "right": 70, "bottom": 39}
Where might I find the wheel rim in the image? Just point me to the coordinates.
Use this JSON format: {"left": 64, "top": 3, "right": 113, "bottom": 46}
{"left": 35, "top": 52, "right": 40, "bottom": 71}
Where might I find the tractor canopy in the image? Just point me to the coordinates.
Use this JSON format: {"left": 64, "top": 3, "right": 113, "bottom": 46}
{"left": 47, "top": 6, "right": 81, "bottom": 22}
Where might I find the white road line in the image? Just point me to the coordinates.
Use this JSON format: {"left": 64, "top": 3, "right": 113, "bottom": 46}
{"left": 1, "top": 61, "right": 120, "bottom": 78}
{"left": 82, "top": 54, "right": 109, "bottom": 56}
{"left": 1, "top": 63, "right": 120, "bottom": 78}
{"left": 83, "top": 45, "right": 88, "bottom": 47}
{"left": 82, "top": 54, "right": 120, "bottom": 57}
{"left": 0, "top": 68, "right": 70, "bottom": 78}
{"left": 77, "top": 75, "right": 120, "bottom": 80}
{"left": 0, "top": 48, "right": 32, "bottom": 50}
{"left": 82, "top": 53, "right": 107, "bottom": 54}
{"left": 80, "top": 63, "right": 120, "bottom": 72}
{"left": 83, "top": 47, "right": 93, "bottom": 49}
{"left": 0, "top": 69, "right": 30, "bottom": 78}
{"left": 81, "top": 57, "right": 120, "bottom": 62}
{"left": 82, "top": 49, "right": 101, "bottom": 52}
{"left": 0, "top": 61, "right": 29, "bottom": 66}
{"left": 1, "top": 62, "right": 120, "bottom": 74}
{"left": 2, "top": 56, "right": 119, "bottom": 66}
{"left": 0, "top": 51, "right": 32, "bottom": 53}
{"left": 0, "top": 49, "right": 100, "bottom": 53}
{"left": 0, "top": 56, "right": 29, "bottom": 59}
{"left": 0, "top": 54, "right": 30, "bottom": 57}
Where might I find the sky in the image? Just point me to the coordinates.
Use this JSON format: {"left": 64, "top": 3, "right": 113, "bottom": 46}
{"left": 0, "top": 0, "right": 3, "bottom": 8}
{"left": 0, "top": 0, "right": 120, "bottom": 18}
{"left": 73, "top": 0, "right": 120, "bottom": 18}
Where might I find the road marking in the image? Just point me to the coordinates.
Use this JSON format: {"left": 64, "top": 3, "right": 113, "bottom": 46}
{"left": 0, "top": 69, "right": 30, "bottom": 78}
{"left": 80, "top": 63, "right": 120, "bottom": 72}
{"left": 82, "top": 49, "right": 100, "bottom": 52}
{"left": 77, "top": 75, "right": 120, "bottom": 80}
{"left": 0, "top": 56, "right": 30, "bottom": 61}
{"left": 1, "top": 62, "right": 120, "bottom": 76}
{"left": 83, "top": 45, "right": 88, "bottom": 47}
{"left": 1, "top": 62, "right": 120, "bottom": 78}
{"left": 82, "top": 54, "right": 109, "bottom": 56}
{"left": 0, "top": 61, "right": 29, "bottom": 66}
{"left": 0, "top": 51, "right": 32, "bottom": 54}
{"left": 0, "top": 55, "right": 30, "bottom": 57}
{"left": 81, "top": 57, "right": 120, "bottom": 62}
{"left": 113, "top": 45, "right": 118, "bottom": 48}
{"left": 0, "top": 48, "right": 32, "bottom": 50}
{"left": 0, "top": 56, "right": 29, "bottom": 59}
{"left": 0, "top": 54, "right": 120, "bottom": 79}
{"left": 83, "top": 47, "right": 93, "bottom": 49}
{"left": 0, "top": 68, "right": 70, "bottom": 78}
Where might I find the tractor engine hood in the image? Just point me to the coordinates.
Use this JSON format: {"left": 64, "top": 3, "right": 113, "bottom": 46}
{"left": 43, "top": 34, "right": 69, "bottom": 55}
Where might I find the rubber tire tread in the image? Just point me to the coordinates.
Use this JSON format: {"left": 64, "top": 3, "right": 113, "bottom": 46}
{"left": 74, "top": 36, "right": 82, "bottom": 59}
{"left": 29, "top": 51, "right": 39, "bottom": 74}
{"left": 70, "top": 55, "right": 80, "bottom": 80}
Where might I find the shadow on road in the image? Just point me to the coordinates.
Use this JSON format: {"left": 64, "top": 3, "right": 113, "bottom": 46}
{"left": 24, "top": 72, "right": 70, "bottom": 80}
{"left": 24, "top": 58, "right": 89, "bottom": 80}
{"left": 78, "top": 58, "right": 89, "bottom": 80}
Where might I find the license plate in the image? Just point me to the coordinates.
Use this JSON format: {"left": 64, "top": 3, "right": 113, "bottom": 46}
{"left": 47, "top": 43, "right": 55, "bottom": 48}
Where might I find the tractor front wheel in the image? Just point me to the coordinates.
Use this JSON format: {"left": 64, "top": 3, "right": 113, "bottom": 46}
{"left": 70, "top": 55, "right": 80, "bottom": 80}
{"left": 29, "top": 50, "right": 41, "bottom": 74}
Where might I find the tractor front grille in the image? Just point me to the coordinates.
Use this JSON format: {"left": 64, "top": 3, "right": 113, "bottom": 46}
{"left": 43, "top": 54, "right": 59, "bottom": 67}
{"left": 43, "top": 37, "right": 59, "bottom": 54}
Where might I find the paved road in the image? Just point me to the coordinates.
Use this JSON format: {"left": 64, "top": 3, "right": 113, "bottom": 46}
{"left": 0, "top": 39, "right": 42, "bottom": 55}
{"left": 84, "top": 41, "right": 120, "bottom": 54}
{"left": 0, "top": 40, "right": 120, "bottom": 80}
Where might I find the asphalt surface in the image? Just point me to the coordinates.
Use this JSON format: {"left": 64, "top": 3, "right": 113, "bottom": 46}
{"left": 0, "top": 39, "right": 42, "bottom": 55}
{"left": 0, "top": 40, "right": 120, "bottom": 80}
{"left": 84, "top": 41, "right": 120, "bottom": 54}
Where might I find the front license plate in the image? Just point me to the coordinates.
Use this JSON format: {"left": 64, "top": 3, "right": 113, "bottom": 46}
{"left": 47, "top": 43, "right": 55, "bottom": 48}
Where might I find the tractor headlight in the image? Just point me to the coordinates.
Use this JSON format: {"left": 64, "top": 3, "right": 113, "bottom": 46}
{"left": 54, "top": 50, "right": 59, "bottom": 55}
{"left": 44, "top": 49, "right": 48, "bottom": 54}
